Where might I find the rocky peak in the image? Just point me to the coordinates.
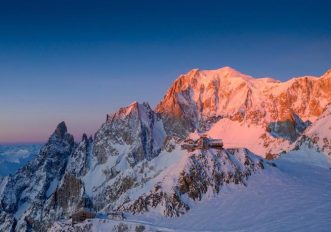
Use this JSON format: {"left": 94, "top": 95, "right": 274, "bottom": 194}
{"left": 0, "top": 122, "right": 76, "bottom": 231}
{"left": 93, "top": 101, "right": 166, "bottom": 166}
{"left": 53, "top": 121, "right": 67, "bottom": 139}
{"left": 47, "top": 121, "right": 74, "bottom": 148}
{"left": 81, "top": 133, "right": 88, "bottom": 142}
{"left": 106, "top": 101, "right": 141, "bottom": 123}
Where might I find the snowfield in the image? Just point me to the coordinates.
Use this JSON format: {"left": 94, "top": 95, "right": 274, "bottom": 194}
{"left": 50, "top": 148, "right": 331, "bottom": 232}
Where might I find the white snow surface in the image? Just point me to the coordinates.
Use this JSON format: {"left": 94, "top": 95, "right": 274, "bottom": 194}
{"left": 192, "top": 118, "right": 291, "bottom": 157}
{"left": 51, "top": 148, "right": 331, "bottom": 232}
{"left": 82, "top": 142, "right": 131, "bottom": 196}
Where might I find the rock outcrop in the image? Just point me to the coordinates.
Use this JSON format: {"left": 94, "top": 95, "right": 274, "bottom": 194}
{"left": 294, "top": 104, "right": 331, "bottom": 160}
{"left": 93, "top": 102, "right": 166, "bottom": 166}
{"left": 267, "top": 112, "right": 311, "bottom": 141}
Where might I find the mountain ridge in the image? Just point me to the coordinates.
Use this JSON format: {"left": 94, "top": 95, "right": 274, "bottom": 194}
{"left": 1, "top": 66, "right": 331, "bottom": 231}
{"left": 156, "top": 67, "right": 331, "bottom": 155}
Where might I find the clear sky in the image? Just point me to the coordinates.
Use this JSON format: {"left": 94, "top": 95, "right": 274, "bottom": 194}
{"left": 1, "top": 0, "right": 331, "bottom": 143}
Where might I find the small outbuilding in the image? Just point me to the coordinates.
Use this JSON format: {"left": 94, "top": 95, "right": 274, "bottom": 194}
{"left": 71, "top": 208, "right": 96, "bottom": 224}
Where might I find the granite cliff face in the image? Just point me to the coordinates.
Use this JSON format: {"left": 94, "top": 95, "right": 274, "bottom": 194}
{"left": 93, "top": 102, "right": 165, "bottom": 166}
{"left": 1, "top": 67, "right": 331, "bottom": 231}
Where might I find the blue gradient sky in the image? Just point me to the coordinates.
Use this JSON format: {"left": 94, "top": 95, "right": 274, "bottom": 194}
{"left": 1, "top": 0, "right": 331, "bottom": 143}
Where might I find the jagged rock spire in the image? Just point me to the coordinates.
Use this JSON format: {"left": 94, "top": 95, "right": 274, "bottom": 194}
{"left": 53, "top": 121, "right": 67, "bottom": 139}
{"left": 82, "top": 133, "right": 88, "bottom": 142}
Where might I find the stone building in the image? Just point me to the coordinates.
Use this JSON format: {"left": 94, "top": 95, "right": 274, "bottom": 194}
{"left": 181, "top": 135, "right": 223, "bottom": 151}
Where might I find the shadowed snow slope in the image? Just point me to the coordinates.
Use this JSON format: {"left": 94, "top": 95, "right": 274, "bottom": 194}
{"left": 296, "top": 104, "right": 331, "bottom": 161}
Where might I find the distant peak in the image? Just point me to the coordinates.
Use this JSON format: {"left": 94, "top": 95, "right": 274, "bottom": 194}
{"left": 184, "top": 66, "right": 250, "bottom": 80}
{"left": 214, "top": 66, "right": 249, "bottom": 78}
{"left": 129, "top": 101, "right": 139, "bottom": 106}
{"left": 124, "top": 101, "right": 152, "bottom": 113}
{"left": 187, "top": 68, "right": 200, "bottom": 74}
{"left": 321, "top": 68, "right": 331, "bottom": 79}
{"left": 47, "top": 121, "right": 74, "bottom": 144}
{"left": 126, "top": 101, "right": 140, "bottom": 112}
{"left": 217, "top": 66, "right": 239, "bottom": 72}
{"left": 107, "top": 101, "right": 141, "bottom": 122}
{"left": 54, "top": 121, "right": 67, "bottom": 139}
{"left": 82, "top": 133, "right": 88, "bottom": 142}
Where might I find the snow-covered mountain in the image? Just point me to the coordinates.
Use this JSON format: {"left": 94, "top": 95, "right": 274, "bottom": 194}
{"left": 51, "top": 149, "right": 331, "bottom": 232}
{"left": 1, "top": 67, "right": 331, "bottom": 232}
{"left": 157, "top": 67, "right": 331, "bottom": 157}
{"left": 0, "top": 122, "right": 76, "bottom": 231}
{"left": 0, "top": 119, "right": 265, "bottom": 232}
{"left": 157, "top": 67, "right": 331, "bottom": 131}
